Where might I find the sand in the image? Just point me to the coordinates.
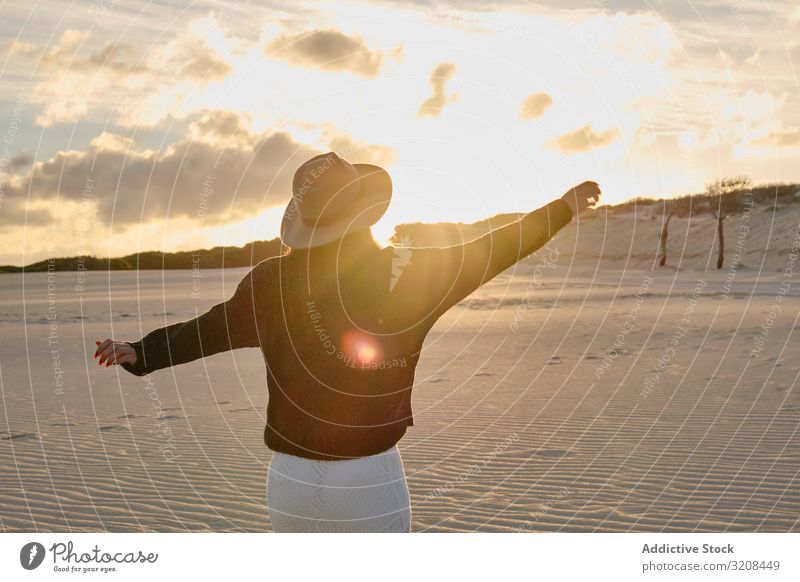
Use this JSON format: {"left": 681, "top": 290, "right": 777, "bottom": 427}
{"left": 1, "top": 206, "right": 799, "bottom": 532}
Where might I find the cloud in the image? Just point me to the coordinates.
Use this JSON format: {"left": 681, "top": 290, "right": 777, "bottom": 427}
{"left": 752, "top": 130, "right": 800, "bottom": 148}
{"left": 519, "top": 93, "right": 553, "bottom": 120}
{"left": 89, "top": 132, "right": 136, "bottom": 152}
{"left": 34, "top": 27, "right": 230, "bottom": 82}
{"left": 188, "top": 110, "right": 250, "bottom": 143}
{"left": 15, "top": 26, "right": 233, "bottom": 127}
{"left": 3, "top": 39, "right": 37, "bottom": 57}
{"left": 266, "top": 29, "right": 384, "bottom": 77}
{"left": 164, "top": 36, "right": 232, "bottom": 81}
{"left": 3, "top": 111, "right": 396, "bottom": 229}
{"left": 326, "top": 133, "right": 398, "bottom": 167}
{"left": 549, "top": 124, "right": 619, "bottom": 153}
{"left": 39, "top": 30, "right": 147, "bottom": 75}
{"left": 41, "top": 29, "right": 89, "bottom": 65}
{"left": 4, "top": 112, "right": 315, "bottom": 227}
{"left": 418, "top": 62, "right": 458, "bottom": 118}
{"left": 9, "top": 152, "right": 34, "bottom": 171}
{"left": 33, "top": 73, "right": 98, "bottom": 127}
{"left": 0, "top": 196, "right": 53, "bottom": 228}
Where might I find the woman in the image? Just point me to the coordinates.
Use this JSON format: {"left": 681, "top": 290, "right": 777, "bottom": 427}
{"left": 94, "top": 152, "right": 600, "bottom": 532}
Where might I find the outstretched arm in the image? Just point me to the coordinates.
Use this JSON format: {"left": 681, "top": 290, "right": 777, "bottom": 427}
{"left": 94, "top": 260, "right": 272, "bottom": 376}
{"left": 397, "top": 182, "right": 600, "bottom": 320}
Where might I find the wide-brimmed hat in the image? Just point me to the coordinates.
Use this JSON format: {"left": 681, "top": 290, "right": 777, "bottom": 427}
{"left": 280, "top": 152, "right": 392, "bottom": 249}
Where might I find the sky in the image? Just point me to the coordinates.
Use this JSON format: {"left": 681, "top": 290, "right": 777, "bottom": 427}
{"left": 0, "top": 0, "right": 798, "bottom": 265}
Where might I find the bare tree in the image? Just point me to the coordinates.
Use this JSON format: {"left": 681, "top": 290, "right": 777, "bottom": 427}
{"left": 706, "top": 176, "right": 751, "bottom": 269}
{"left": 658, "top": 204, "right": 673, "bottom": 267}
{"left": 655, "top": 195, "right": 696, "bottom": 267}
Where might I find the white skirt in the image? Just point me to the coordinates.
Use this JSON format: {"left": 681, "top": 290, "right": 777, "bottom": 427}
{"left": 267, "top": 445, "right": 411, "bottom": 533}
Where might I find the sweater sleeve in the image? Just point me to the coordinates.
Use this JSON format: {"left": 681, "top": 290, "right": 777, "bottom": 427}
{"left": 397, "top": 198, "right": 573, "bottom": 321}
{"left": 120, "top": 261, "right": 270, "bottom": 376}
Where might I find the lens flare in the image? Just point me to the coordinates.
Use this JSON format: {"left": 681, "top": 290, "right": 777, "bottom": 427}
{"left": 341, "top": 330, "right": 382, "bottom": 365}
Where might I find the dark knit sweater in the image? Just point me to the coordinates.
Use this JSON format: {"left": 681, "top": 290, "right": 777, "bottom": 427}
{"left": 122, "top": 199, "right": 573, "bottom": 459}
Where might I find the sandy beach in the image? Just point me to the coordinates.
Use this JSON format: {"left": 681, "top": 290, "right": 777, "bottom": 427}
{"left": 1, "top": 207, "right": 799, "bottom": 532}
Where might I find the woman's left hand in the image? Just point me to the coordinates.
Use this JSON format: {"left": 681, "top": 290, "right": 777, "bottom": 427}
{"left": 93, "top": 339, "right": 137, "bottom": 367}
{"left": 561, "top": 181, "right": 601, "bottom": 216}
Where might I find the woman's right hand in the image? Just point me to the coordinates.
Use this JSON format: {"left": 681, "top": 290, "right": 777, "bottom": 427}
{"left": 562, "top": 181, "right": 601, "bottom": 216}
{"left": 94, "top": 339, "right": 137, "bottom": 367}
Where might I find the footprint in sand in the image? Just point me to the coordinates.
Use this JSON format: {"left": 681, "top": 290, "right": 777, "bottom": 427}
{"left": 98, "top": 425, "right": 129, "bottom": 432}
{"left": 1, "top": 432, "right": 38, "bottom": 441}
